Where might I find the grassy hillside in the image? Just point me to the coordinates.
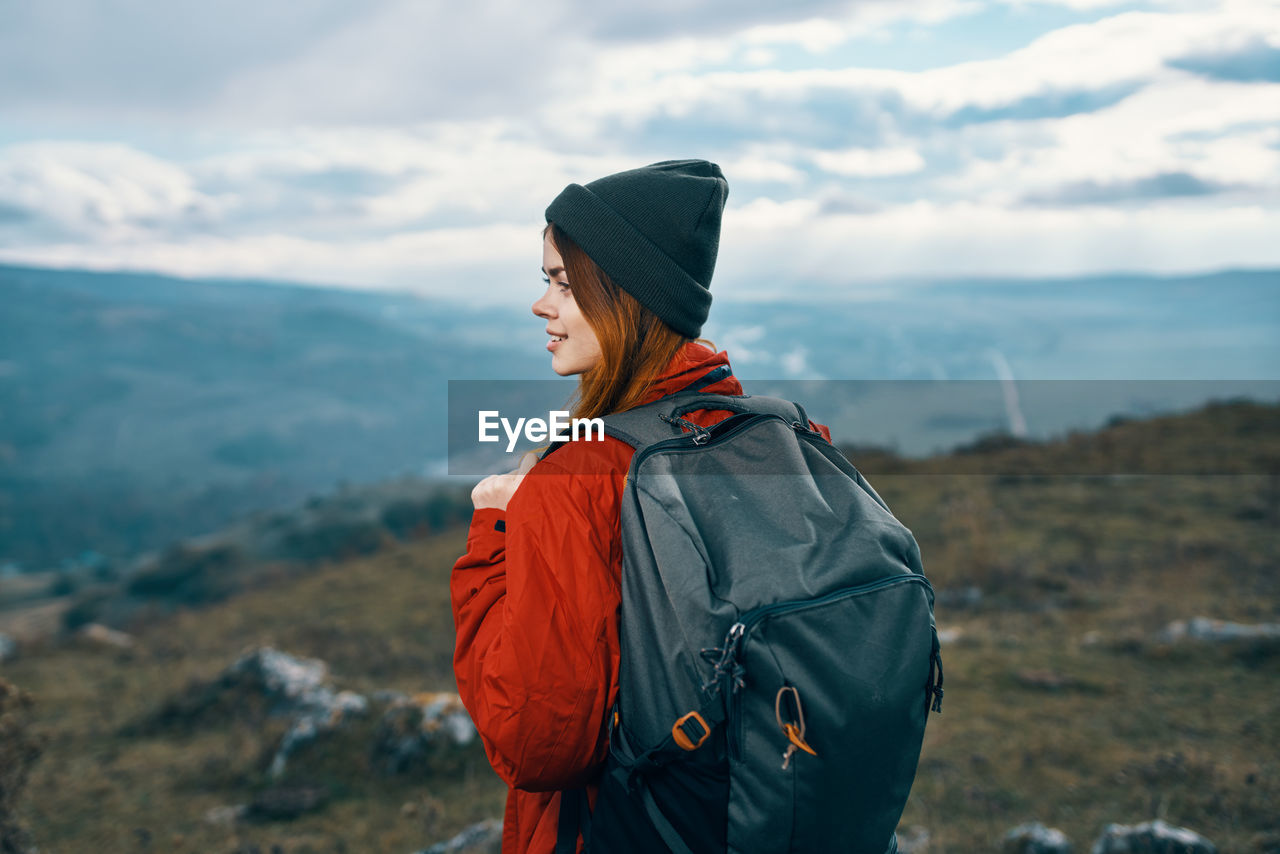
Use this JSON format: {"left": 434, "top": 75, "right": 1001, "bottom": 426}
{"left": 1, "top": 400, "right": 1277, "bottom": 852}
{"left": 3, "top": 533, "right": 501, "bottom": 853}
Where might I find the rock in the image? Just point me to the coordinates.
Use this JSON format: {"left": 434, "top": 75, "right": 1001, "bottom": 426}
{"left": 897, "top": 825, "right": 931, "bottom": 853}
{"left": 267, "top": 687, "right": 367, "bottom": 779}
{"left": 370, "top": 691, "right": 476, "bottom": 774}
{"left": 0, "top": 633, "right": 15, "bottom": 662}
{"left": 937, "top": 586, "right": 983, "bottom": 609}
{"left": 247, "top": 784, "right": 330, "bottom": 820}
{"left": 1091, "top": 819, "right": 1216, "bottom": 854}
{"left": 417, "top": 818, "right": 503, "bottom": 854}
{"left": 230, "top": 647, "right": 327, "bottom": 699}
{"left": 226, "top": 647, "right": 369, "bottom": 778}
{"left": 1014, "top": 669, "right": 1079, "bottom": 691}
{"left": 203, "top": 804, "right": 248, "bottom": 827}
{"left": 936, "top": 627, "right": 963, "bottom": 645}
{"left": 1004, "top": 822, "right": 1071, "bottom": 854}
{"left": 1157, "top": 617, "right": 1280, "bottom": 644}
{"left": 139, "top": 647, "right": 369, "bottom": 777}
{"left": 77, "top": 622, "right": 135, "bottom": 650}
{"left": 415, "top": 692, "right": 476, "bottom": 745}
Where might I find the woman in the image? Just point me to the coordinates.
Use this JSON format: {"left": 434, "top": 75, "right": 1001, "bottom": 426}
{"left": 451, "top": 160, "right": 831, "bottom": 853}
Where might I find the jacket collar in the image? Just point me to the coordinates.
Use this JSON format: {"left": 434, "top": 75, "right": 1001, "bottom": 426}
{"left": 640, "top": 341, "right": 742, "bottom": 405}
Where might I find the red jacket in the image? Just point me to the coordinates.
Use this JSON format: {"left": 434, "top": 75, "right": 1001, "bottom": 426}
{"left": 451, "top": 342, "right": 830, "bottom": 853}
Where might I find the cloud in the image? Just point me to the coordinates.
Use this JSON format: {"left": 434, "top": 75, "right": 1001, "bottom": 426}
{"left": 0, "top": 142, "right": 226, "bottom": 240}
{"left": 2, "top": 0, "right": 1278, "bottom": 288}
{"left": 0, "top": 0, "right": 978, "bottom": 127}
{"left": 810, "top": 146, "right": 926, "bottom": 176}
{"left": 209, "top": 1, "right": 582, "bottom": 125}
{"left": 817, "top": 192, "right": 885, "bottom": 215}
{"left": 0, "top": 1, "right": 371, "bottom": 121}
{"left": 1168, "top": 36, "right": 1280, "bottom": 83}
{"left": 3, "top": 168, "right": 1279, "bottom": 298}
{"left": 0, "top": 223, "right": 537, "bottom": 298}
{"left": 935, "top": 76, "right": 1280, "bottom": 207}
{"left": 1020, "top": 171, "right": 1237, "bottom": 205}
{"left": 548, "top": 7, "right": 1270, "bottom": 163}
{"left": 717, "top": 197, "right": 1280, "bottom": 290}
{"left": 578, "top": 0, "right": 863, "bottom": 41}
{"left": 944, "top": 81, "right": 1143, "bottom": 124}
{"left": 0, "top": 202, "right": 33, "bottom": 225}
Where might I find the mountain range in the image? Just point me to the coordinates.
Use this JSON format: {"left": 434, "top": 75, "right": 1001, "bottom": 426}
{"left": 2, "top": 263, "right": 1276, "bottom": 569}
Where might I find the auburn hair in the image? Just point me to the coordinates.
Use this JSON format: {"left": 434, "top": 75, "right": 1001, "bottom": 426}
{"left": 545, "top": 222, "right": 689, "bottom": 421}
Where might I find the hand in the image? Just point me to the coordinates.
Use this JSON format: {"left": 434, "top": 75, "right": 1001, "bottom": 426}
{"left": 471, "top": 451, "right": 539, "bottom": 511}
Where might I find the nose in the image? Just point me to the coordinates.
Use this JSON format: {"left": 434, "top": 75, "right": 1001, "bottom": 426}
{"left": 532, "top": 285, "right": 555, "bottom": 319}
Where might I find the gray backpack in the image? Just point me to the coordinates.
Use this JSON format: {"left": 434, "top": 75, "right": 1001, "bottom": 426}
{"left": 551, "top": 391, "right": 943, "bottom": 854}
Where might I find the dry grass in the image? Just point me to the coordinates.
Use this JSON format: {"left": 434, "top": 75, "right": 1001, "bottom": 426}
{"left": 883, "top": 473, "right": 1280, "bottom": 851}
{"left": 3, "top": 402, "right": 1278, "bottom": 852}
{"left": 4, "top": 532, "right": 508, "bottom": 853}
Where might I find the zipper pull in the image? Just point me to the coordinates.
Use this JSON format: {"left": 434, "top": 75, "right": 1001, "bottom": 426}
{"left": 775, "top": 685, "right": 818, "bottom": 770}
{"left": 704, "top": 622, "right": 747, "bottom": 698}
{"left": 658, "top": 412, "right": 711, "bottom": 444}
{"left": 780, "top": 722, "right": 818, "bottom": 770}
{"left": 928, "top": 629, "right": 945, "bottom": 713}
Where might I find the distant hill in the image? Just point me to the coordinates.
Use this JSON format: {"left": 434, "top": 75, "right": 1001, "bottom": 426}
{"left": 0, "top": 264, "right": 538, "bottom": 570}
{"left": 2, "top": 263, "right": 1277, "bottom": 570}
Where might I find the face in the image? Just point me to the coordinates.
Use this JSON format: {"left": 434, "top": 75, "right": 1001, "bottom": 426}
{"left": 533, "top": 232, "right": 603, "bottom": 376}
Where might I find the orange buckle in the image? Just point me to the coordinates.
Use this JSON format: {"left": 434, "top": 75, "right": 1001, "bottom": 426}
{"left": 672, "top": 711, "right": 710, "bottom": 751}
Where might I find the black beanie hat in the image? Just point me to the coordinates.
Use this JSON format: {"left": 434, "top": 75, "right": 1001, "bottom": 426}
{"left": 545, "top": 159, "right": 728, "bottom": 339}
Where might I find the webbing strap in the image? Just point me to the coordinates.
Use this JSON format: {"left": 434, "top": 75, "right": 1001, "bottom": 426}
{"left": 683, "top": 363, "right": 732, "bottom": 392}
{"left": 591, "top": 688, "right": 732, "bottom": 853}
{"left": 639, "top": 778, "right": 697, "bottom": 854}
{"left": 620, "top": 687, "right": 729, "bottom": 776}
{"left": 554, "top": 787, "right": 587, "bottom": 854}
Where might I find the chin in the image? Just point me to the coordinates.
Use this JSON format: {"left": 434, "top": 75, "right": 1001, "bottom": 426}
{"left": 550, "top": 358, "right": 579, "bottom": 377}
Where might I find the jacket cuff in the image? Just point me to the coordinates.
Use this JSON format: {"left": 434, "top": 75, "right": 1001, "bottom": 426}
{"left": 465, "top": 507, "right": 507, "bottom": 552}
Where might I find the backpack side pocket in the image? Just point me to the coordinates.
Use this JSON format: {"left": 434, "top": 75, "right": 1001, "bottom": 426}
{"left": 726, "top": 576, "right": 934, "bottom": 854}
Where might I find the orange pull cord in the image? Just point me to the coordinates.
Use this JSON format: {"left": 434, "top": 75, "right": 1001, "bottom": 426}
{"left": 781, "top": 722, "right": 818, "bottom": 756}
{"left": 775, "top": 685, "right": 819, "bottom": 760}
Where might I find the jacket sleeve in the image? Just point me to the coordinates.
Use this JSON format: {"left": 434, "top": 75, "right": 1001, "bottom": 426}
{"left": 451, "top": 455, "right": 623, "bottom": 792}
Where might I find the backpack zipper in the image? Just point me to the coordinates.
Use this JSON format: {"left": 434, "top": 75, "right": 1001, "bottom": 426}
{"left": 720, "top": 574, "right": 935, "bottom": 760}
{"left": 628, "top": 411, "right": 792, "bottom": 475}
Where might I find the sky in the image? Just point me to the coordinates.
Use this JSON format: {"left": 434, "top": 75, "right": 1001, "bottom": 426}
{"left": 1, "top": 0, "right": 1278, "bottom": 303}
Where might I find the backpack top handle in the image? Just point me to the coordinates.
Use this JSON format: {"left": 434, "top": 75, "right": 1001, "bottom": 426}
{"left": 664, "top": 391, "right": 809, "bottom": 429}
